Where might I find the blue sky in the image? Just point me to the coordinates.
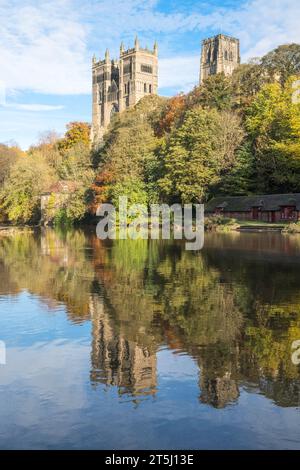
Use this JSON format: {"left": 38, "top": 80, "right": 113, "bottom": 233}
{"left": 1, "top": 0, "right": 300, "bottom": 149}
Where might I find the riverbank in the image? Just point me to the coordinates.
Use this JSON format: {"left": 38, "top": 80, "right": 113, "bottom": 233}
{"left": 205, "top": 216, "right": 300, "bottom": 233}
{"left": 0, "top": 226, "right": 34, "bottom": 237}
{"left": 1, "top": 218, "right": 300, "bottom": 236}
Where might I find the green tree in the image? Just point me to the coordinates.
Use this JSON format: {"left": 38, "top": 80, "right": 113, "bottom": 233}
{"left": 188, "top": 73, "right": 235, "bottom": 111}
{"left": 246, "top": 78, "right": 300, "bottom": 192}
{"left": 0, "top": 143, "right": 23, "bottom": 185}
{"left": 93, "top": 95, "right": 164, "bottom": 207}
{"left": 261, "top": 44, "right": 300, "bottom": 85}
{"left": 58, "top": 142, "right": 94, "bottom": 184}
{"left": 232, "top": 61, "right": 269, "bottom": 106}
{"left": 0, "top": 154, "right": 55, "bottom": 224}
{"left": 217, "top": 142, "right": 256, "bottom": 195}
{"left": 28, "top": 131, "right": 62, "bottom": 171}
{"left": 159, "top": 107, "right": 244, "bottom": 203}
{"left": 109, "top": 178, "right": 148, "bottom": 208}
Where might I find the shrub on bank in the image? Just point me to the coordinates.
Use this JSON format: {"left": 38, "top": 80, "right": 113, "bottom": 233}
{"left": 205, "top": 215, "right": 239, "bottom": 232}
{"left": 282, "top": 221, "right": 300, "bottom": 233}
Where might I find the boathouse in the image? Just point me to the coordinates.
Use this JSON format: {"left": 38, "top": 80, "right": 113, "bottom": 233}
{"left": 205, "top": 194, "right": 300, "bottom": 222}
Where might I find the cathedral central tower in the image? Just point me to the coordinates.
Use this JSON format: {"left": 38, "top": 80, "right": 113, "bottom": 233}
{"left": 200, "top": 34, "right": 240, "bottom": 83}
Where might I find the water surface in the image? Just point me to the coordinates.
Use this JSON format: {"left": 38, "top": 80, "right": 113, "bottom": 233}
{"left": 0, "top": 229, "right": 299, "bottom": 449}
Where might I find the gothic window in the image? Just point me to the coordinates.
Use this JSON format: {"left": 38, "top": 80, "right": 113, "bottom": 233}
{"left": 224, "top": 50, "right": 228, "bottom": 60}
{"left": 149, "top": 84, "right": 152, "bottom": 94}
{"left": 141, "top": 64, "right": 153, "bottom": 74}
{"left": 144, "top": 83, "right": 147, "bottom": 93}
{"left": 230, "top": 51, "right": 233, "bottom": 61}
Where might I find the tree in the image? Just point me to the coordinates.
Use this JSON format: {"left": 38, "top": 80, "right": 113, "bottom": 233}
{"left": 0, "top": 154, "right": 55, "bottom": 224}
{"left": 109, "top": 178, "right": 148, "bottom": 209}
{"left": 232, "top": 61, "right": 269, "bottom": 106}
{"left": 187, "top": 73, "right": 235, "bottom": 111}
{"left": 58, "top": 142, "right": 94, "bottom": 183}
{"left": 58, "top": 122, "right": 91, "bottom": 151}
{"left": 93, "top": 95, "right": 164, "bottom": 209}
{"left": 159, "top": 107, "right": 244, "bottom": 203}
{"left": 28, "top": 131, "right": 62, "bottom": 171}
{"left": 261, "top": 44, "right": 300, "bottom": 86}
{"left": 0, "top": 143, "right": 23, "bottom": 185}
{"left": 217, "top": 142, "right": 256, "bottom": 196}
{"left": 155, "top": 94, "right": 186, "bottom": 136}
{"left": 246, "top": 78, "right": 300, "bottom": 192}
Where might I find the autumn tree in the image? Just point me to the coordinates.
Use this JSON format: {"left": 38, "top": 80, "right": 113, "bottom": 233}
{"left": 155, "top": 94, "right": 186, "bottom": 136}
{"left": 0, "top": 143, "right": 23, "bottom": 185}
{"left": 58, "top": 122, "right": 91, "bottom": 151}
{"left": 246, "top": 78, "right": 300, "bottom": 193}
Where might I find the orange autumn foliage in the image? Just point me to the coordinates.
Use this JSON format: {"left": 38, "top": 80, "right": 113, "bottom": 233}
{"left": 90, "top": 169, "right": 115, "bottom": 213}
{"left": 155, "top": 94, "right": 186, "bottom": 136}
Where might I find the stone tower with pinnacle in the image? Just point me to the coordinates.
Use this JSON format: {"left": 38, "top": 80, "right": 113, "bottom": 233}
{"left": 91, "top": 36, "right": 158, "bottom": 145}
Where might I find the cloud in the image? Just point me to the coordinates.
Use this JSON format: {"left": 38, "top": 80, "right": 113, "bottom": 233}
{"left": 220, "top": 0, "right": 300, "bottom": 60}
{"left": 0, "top": 0, "right": 300, "bottom": 97}
{"left": 0, "top": 0, "right": 90, "bottom": 95}
{"left": 159, "top": 56, "right": 199, "bottom": 92}
{"left": 4, "top": 103, "right": 64, "bottom": 112}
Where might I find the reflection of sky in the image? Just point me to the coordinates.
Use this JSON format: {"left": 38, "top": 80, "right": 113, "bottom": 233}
{"left": 0, "top": 291, "right": 91, "bottom": 346}
{"left": 0, "top": 294, "right": 300, "bottom": 449}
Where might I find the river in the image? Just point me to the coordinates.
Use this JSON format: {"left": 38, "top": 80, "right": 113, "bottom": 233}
{"left": 0, "top": 229, "right": 299, "bottom": 449}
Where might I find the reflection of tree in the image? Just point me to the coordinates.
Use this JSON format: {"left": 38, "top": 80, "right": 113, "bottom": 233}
{"left": 1, "top": 229, "right": 300, "bottom": 407}
{"left": 0, "top": 229, "right": 94, "bottom": 321}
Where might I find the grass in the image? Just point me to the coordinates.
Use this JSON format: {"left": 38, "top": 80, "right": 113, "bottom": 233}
{"left": 237, "top": 220, "right": 286, "bottom": 228}
{"left": 205, "top": 216, "right": 289, "bottom": 232}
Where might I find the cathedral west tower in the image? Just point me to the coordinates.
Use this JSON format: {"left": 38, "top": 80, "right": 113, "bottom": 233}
{"left": 91, "top": 37, "right": 158, "bottom": 145}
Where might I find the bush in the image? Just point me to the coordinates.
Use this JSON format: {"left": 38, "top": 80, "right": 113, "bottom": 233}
{"left": 205, "top": 215, "right": 238, "bottom": 232}
{"left": 282, "top": 221, "right": 300, "bottom": 234}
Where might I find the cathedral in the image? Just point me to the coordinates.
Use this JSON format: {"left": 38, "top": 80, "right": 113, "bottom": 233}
{"left": 91, "top": 36, "right": 158, "bottom": 144}
{"left": 200, "top": 34, "right": 240, "bottom": 83}
{"left": 91, "top": 34, "right": 240, "bottom": 144}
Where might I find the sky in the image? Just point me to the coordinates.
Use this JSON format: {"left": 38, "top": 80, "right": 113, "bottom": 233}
{"left": 0, "top": 0, "right": 300, "bottom": 149}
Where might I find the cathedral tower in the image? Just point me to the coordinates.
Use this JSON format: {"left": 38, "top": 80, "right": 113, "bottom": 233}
{"left": 200, "top": 34, "right": 240, "bottom": 84}
{"left": 91, "top": 37, "right": 158, "bottom": 145}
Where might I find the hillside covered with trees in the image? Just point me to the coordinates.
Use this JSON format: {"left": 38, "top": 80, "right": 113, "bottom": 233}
{"left": 1, "top": 43, "right": 300, "bottom": 225}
